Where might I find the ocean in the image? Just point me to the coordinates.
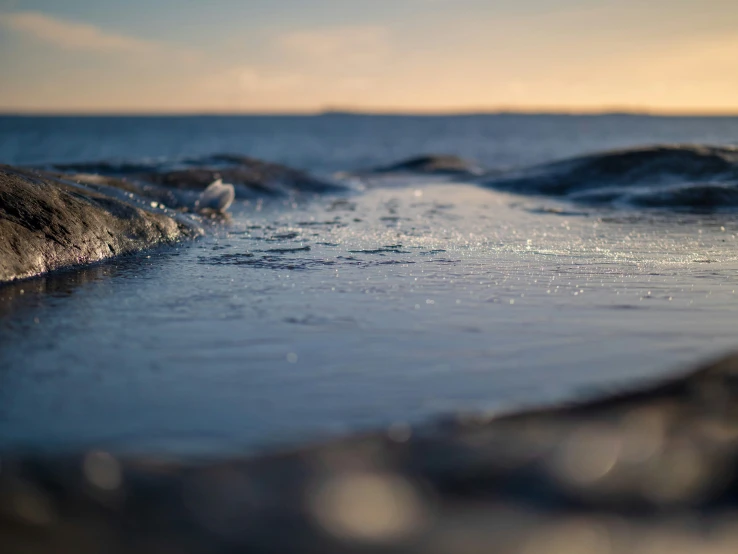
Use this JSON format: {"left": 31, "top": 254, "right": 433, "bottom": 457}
{"left": 2, "top": 113, "right": 738, "bottom": 456}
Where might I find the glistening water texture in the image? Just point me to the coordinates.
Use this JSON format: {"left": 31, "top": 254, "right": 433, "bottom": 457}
{"left": 2, "top": 115, "right": 738, "bottom": 455}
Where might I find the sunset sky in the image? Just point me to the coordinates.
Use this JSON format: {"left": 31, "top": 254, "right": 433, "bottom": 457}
{"left": 1, "top": 0, "right": 737, "bottom": 114}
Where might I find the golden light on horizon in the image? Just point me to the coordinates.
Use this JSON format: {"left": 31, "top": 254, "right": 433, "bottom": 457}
{"left": 1, "top": 2, "right": 737, "bottom": 115}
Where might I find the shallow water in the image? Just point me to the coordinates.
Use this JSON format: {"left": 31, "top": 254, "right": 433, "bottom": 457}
{"left": 2, "top": 115, "right": 738, "bottom": 456}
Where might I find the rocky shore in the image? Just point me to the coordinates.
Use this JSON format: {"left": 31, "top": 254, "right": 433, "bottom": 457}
{"left": 0, "top": 156, "right": 341, "bottom": 283}
{"left": 7, "top": 145, "right": 731, "bottom": 284}
{"left": 3, "top": 352, "right": 738, "bottom": 553}
{"left": 4, "top": 146, "right": 738, "bottom": 552}
{"left": 0, "top": 165, "right": 199, "bottom": 283}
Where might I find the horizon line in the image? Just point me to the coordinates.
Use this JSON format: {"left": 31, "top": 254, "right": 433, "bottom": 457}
{"left": 2, "top": 107, "right": 738, "bottom": 118}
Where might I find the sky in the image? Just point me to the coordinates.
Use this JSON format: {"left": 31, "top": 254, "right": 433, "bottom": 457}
{"left": 0, "top": 0, "right": 737, "bottom": 114}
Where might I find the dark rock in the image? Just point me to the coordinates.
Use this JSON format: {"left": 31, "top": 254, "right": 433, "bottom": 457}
{"left": 0, "top": 153, "right": 343, "bottom": 282}
{"left": 481, "top": 144, "right": 738, "bottom": 196}
{"left": 52, "top": 154, "right": 344, "bottom": 199}
{"left": 138, "top": 154, "right": 343, "bottom": 198}
{"left": 52, "top": 160, "right": 162, "bottom": 176}
{"left": 64, "top": 172, "right": 209, "bottom": 213}
{"left": 4, "top": 352, "right": 738, "bottom": 552}
{"left": 370, "top": 154, "right": 484, "bottom": 176}
{"left": 570, "top": 181, "right": 738, "bottom": 209}
{"left": 0, "top": 165, "right": 199, "bottom": 283}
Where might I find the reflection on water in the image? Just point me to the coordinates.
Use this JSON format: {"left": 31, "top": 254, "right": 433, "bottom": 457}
{"left": 0, "top": 248, "right": 183, "bottom": 326}
{"left": 0, "top": 265, "right": 115, "bottom": 319}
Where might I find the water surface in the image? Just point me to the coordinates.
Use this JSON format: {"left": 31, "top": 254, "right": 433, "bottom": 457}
{"left": 2, "top": 115, "right": 738, "bottom": 455}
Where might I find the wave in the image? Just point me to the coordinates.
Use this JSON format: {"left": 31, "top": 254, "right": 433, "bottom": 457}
{"left": 480, "top": 145, "right": 738, "bottom": 209}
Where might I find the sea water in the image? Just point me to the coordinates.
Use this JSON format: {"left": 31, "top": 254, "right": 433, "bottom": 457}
{"left": 1, "top": 114, "right": 738, "bottom": 456}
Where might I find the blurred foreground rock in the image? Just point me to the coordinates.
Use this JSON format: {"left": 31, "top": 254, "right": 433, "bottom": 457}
{"left": 4, "top": 353, "right": 738, "bottom": 553}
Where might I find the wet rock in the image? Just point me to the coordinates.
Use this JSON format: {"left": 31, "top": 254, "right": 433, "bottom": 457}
{"left": 480, "top": 145, "right": 738, "bottom": 201}
{"left": 571, "top": 180, "right": 738, "bottom": 209}
{"left": 4, "top": 352, "right": 738, "bottom": 552}
{"left": 61, "top": 172, "right": 198, "bottom": 212}
{"left": 53, "top": 154, "right": 344, "bottom": 199}
{"left": 0, "top": 153, "right": 343, "bottom": 282}
{"left": 0, "top": 165, "right": 199, "bottom": 283}
{"left": 138, "top": 154, "right": 343, "bottom": 198}
{"left": 370, "top": 154, "right": 484, "bottom": 176}
{"left": 53, "top": 160, "right": 163, "bottom": 176}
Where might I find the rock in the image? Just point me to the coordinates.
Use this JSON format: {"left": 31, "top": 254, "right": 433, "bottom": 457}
{"left": 52, "top": 154, "right": 346, "bottom": 201}
{"left": 4, "top": 352, "right": 738, "bottom": 552}
{"left": 479, "top": 145, "right": 738, "bottom": 209}
{"left": 0, "top": 165, "right": 199, "bottom": 283}
{"left": 137, "top": 154, "right": 343, "bottom": 197}
{"left": 0, "top": 153, "right": 344, "bottom": 282}
{"left": 194, "top": 179, "right": 235, "bottom": 213}
{"left": 59, "top": 172, "right": 199, "bottom": 213}
{"left": 481, "top": 144, "right": 738, "bottom": 196}
{"left": 53, "top": 154, "right": 344, "bottom": 199}
{"left": 370, "top": 154, "right": 484, "bottom": 176}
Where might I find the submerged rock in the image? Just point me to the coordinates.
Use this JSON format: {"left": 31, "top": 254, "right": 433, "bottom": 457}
{"left": 0, "top": 165, "right": 199, "bottom": 283}
{"left": 481, "top": 145, "right": 738, "bottom": 208}
{"left": 369, "top": 154, "right": 484, "bottom": 176}
{"left": 4, "top": 352, "right": 738, "bottom": 552}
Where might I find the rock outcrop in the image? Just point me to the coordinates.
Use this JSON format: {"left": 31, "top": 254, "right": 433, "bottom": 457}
{"left": 0, "top": 154, "right": 345, "bottom": 283}
{"left": 0, "top": 166, "right": 199, "bottom": 283}
{"left": 55, "top": 154, "right": 343, "bottom": 198}
{"left": 480, "top": 145, "right": 738, "bottom": 208}
{"left": 369, "top": 154, "right": 484, "bottom": 177}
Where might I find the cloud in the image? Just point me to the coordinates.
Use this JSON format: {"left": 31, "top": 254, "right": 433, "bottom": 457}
{"left": 194, "top": 24, "right": 393, "bottom": 109}
{"left": 276, "top": 25, "right": 390, "bottom": 68}
{"left": 0, "top": 10, "right": 163, "bottom": 55}
{"left": 221, "top": 67, "right": 306, "bottom": 94}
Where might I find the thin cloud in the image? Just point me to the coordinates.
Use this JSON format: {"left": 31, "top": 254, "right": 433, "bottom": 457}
{"left": 197, "top": 24, "right": 392, "bottom": 107}
{"left": 277, "top": 25, "right": 390, "bottom": 65}
{"left": 229, "top": 67, "right": 306, "bottom": 94}
{"left": 0, "top": 10, "right": 163, "bottom": 55}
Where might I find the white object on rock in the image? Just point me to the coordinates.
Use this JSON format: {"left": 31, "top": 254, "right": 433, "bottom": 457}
{"left": 196, "top": 179, "right": 235, "bottom": 213}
